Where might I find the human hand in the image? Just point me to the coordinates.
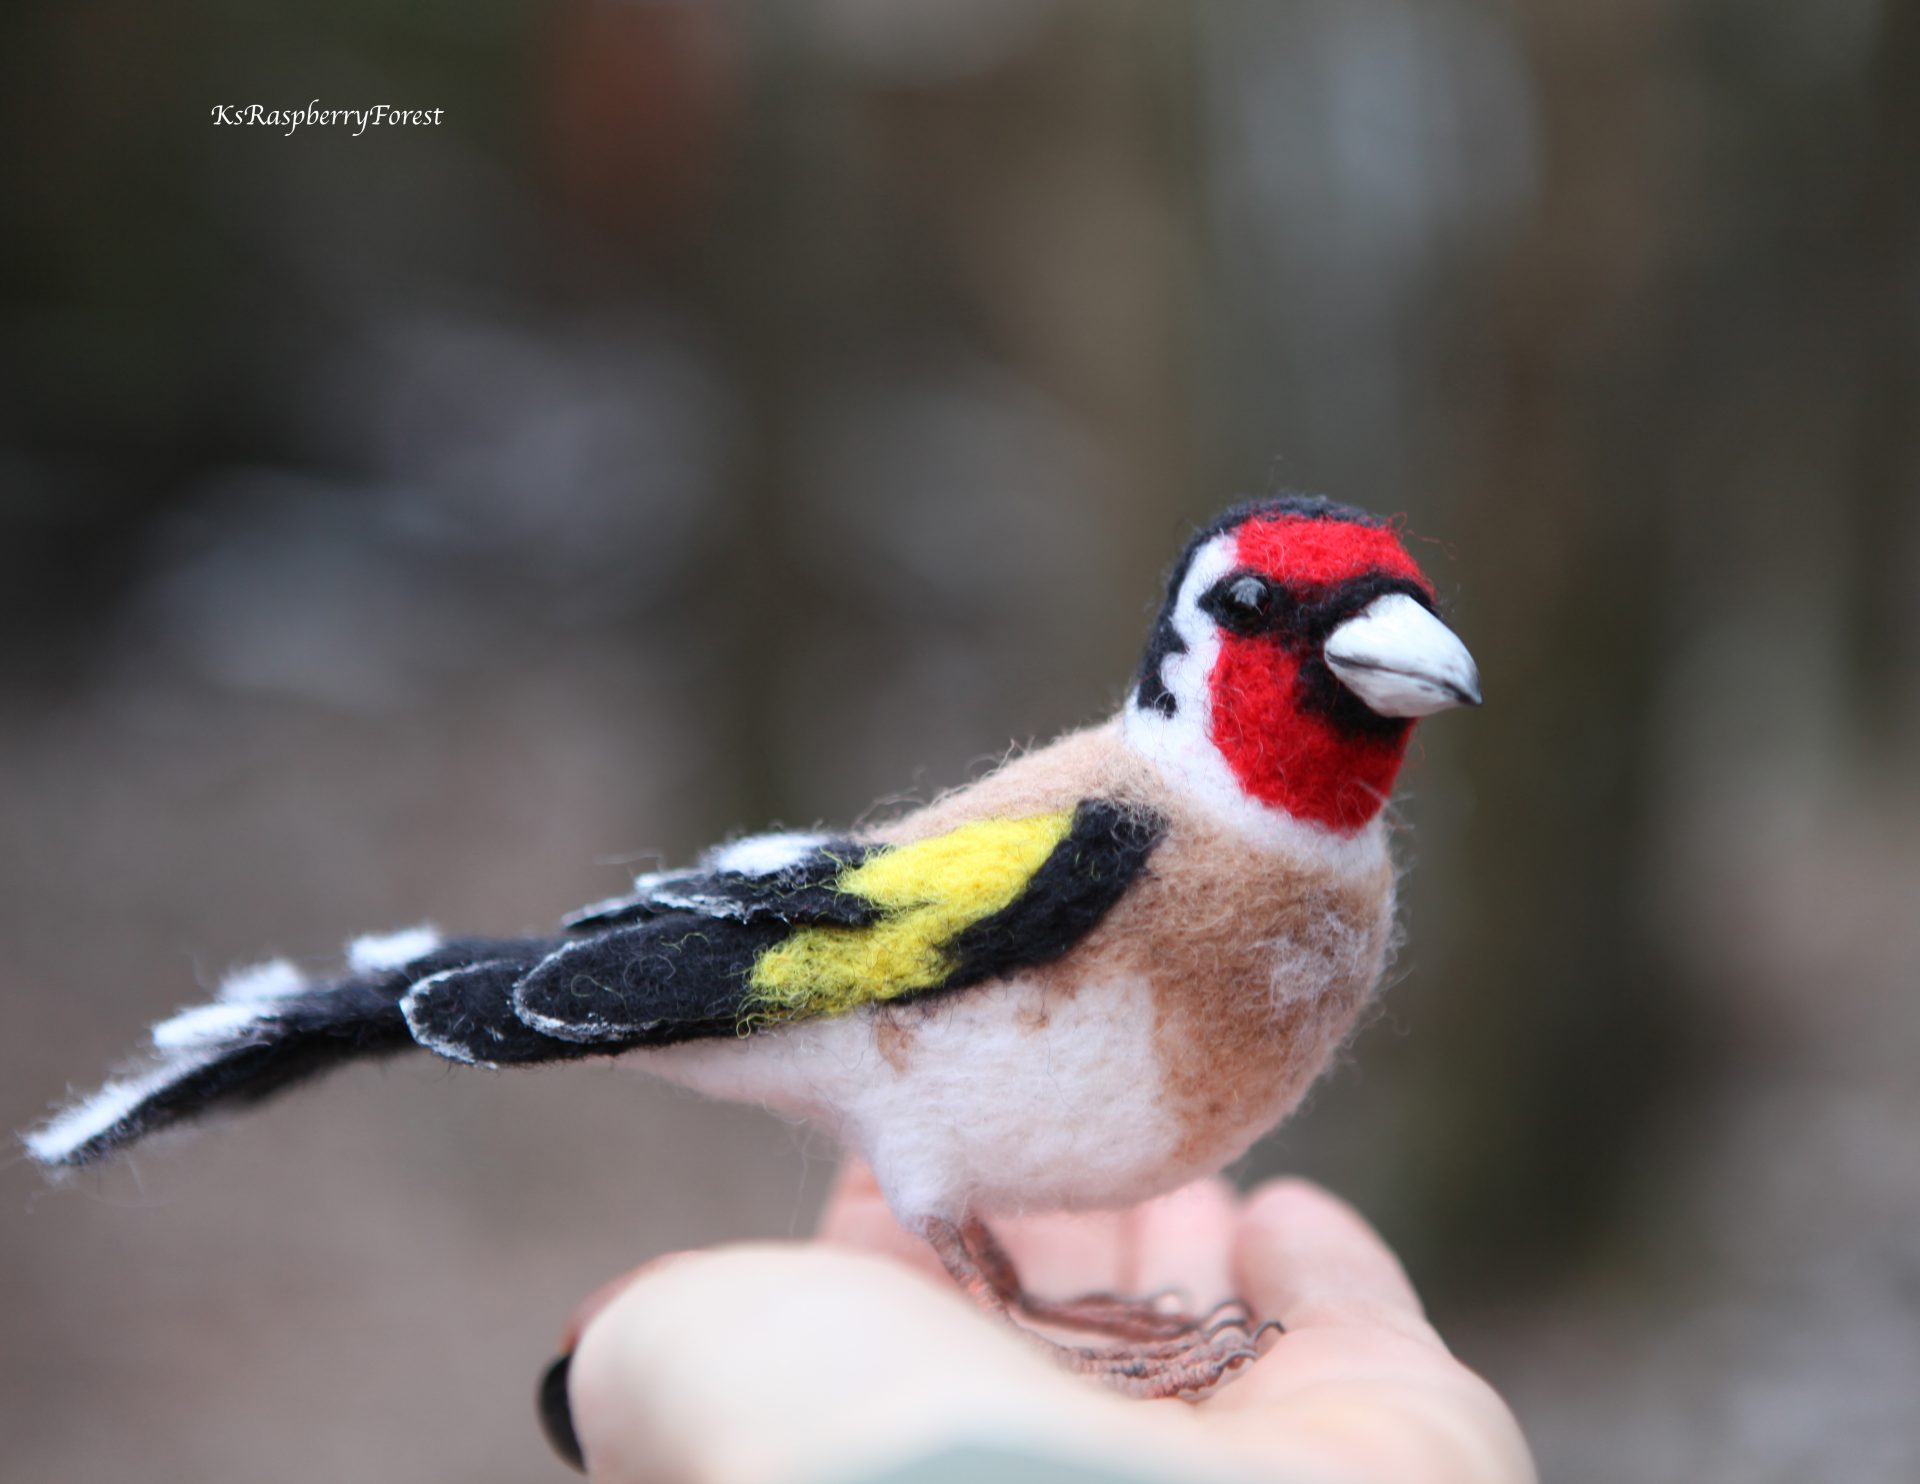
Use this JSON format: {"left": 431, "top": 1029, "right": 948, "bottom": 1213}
{"left": 548, "top": 1164, "right": 1534, "bottom": 1484}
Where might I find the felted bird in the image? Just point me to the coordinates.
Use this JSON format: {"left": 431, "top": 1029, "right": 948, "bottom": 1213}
{"left": 25, "top": 495, "right": 1480, "bottom": 1398}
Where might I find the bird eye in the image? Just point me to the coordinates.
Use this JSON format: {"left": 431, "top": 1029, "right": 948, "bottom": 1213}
{"left": 1203, "top": 572, "right": 1275, "bottom": 635}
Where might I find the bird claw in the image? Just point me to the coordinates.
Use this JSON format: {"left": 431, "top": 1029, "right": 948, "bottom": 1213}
{"left": 923, "top": 1215, "right": 1277, "bottom": 1397}
{"left": 1019, "top": 1289, "right": 1257, "bottom": 1343}
{"left": 1013, "top": 1295, "right": 1284, "bottom": 1395}
{"left": 1050, "top": 1327, "right": 1265, "bottom": 1398}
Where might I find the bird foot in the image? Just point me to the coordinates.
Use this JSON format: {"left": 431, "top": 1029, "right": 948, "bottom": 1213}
{"left": 1039, "top": 1318, "right": 1277, "bottom": 1399}
{"left": 921, "top": 1214, "right": 1281, "bottom": 1397}
{"left": 1018, "top": 1289, "right": 1253, "bottom": 1343}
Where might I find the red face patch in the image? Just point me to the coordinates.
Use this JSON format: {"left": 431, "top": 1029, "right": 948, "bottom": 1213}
{"left": 1231, "top": 514, "right": 1429, "bottom": 594}
{"left": 1209, "top": 516, "right": 1430, "bottom": 832}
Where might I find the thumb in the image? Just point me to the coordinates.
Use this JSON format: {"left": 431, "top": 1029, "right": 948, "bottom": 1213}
{"left": 563, "top": 1243, "right": 1165, "bottom": 1484}
{"left": 1232, "top": 1179, "right": 1442, "bottom": 1348}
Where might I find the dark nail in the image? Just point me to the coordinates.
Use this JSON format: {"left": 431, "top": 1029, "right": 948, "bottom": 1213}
{"left": 538, "top": 1353, "right": 585, "bottom": 1473}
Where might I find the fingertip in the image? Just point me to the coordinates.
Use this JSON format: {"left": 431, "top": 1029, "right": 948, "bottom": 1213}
{"left": 1240, "top": 1177, "right": 1367, "bottom": 1240}
{"left": 537, "top": 1352, "right": 585, "bottom": 1472}
{"left": 1233, "top": 1178, "right": 1439, "bottom": 1346}
{"left": 1152, "top": 1174, "right": 1238, "bottom": 1220}
{"left": 817, "top": 1157, "right": 895, "bottom": 1235}
{"left": 558, "top": 1252, "right": 691, "bottom": 1354}
{"left": 815, "top": 1156, "right": 893, "bottom": 1241}
{"left": 1131, "top": 1176, "right": 1238, "bottom": 1300}
{"left": 829, "top": 1156, "right": 883, "bottom": 1204}
{"left": 565, "top": 1245, "right": 1125, "bottom": 1481}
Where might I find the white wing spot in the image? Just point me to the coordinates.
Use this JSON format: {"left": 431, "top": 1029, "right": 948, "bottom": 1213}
{"left": 216, "top": 958, "right": 307, "bottom": 1003}
{"left": 22, "top": 1050, "right": 220, "bottom": 1167}
{"left": 348, "top": 925, "right": 442, "bottom": 973}
{"left": 707, "top": 833, "right": 825, "bottom": 876}
{"left": 152, "top": 1001, "right": 270, "bottom": 1050}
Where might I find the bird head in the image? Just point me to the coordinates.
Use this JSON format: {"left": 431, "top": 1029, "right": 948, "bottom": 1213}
{"left": 1124, "top": 497, "right": 1479, "bottom": 837}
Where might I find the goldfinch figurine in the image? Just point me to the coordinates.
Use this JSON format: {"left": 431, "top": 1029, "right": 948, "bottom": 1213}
{"left": 26, "top": 496, "right": 1480, "bottom": 1397}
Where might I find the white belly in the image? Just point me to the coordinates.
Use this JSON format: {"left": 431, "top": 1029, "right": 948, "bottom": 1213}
{"left": 642, "top": 974, "right": 1193, "bottom": 1226}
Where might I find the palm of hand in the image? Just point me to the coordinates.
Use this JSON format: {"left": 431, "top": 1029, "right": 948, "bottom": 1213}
{"left": 562, "top": 1165, "right": 1535, "bottom": 1484}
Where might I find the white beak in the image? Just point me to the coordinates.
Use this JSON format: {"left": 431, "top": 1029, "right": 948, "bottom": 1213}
{"left": 1323, "top": 593, "right": 1481, "bottom": 718}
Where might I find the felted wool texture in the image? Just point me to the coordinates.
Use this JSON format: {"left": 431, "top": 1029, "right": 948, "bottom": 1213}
{"left": 1205, "top": 512, "right": 1439, "bottom": 830}
{"left": 564, "top": 837, "right": 873, "bottom": 932}
{"left": 893, "top": 719, "right": 1396, "bottom": 1170}
{"left": 348, "top": 925, "right": 445, "bottom": 973}
{"left": 28, "top": 495, "right": 1419, "bottom": 1201}
{"left": 24, "top": 932, "right": 578, "bottom": 1168}
{"left": 706, "top": 831, "right": 832, "bottom": 874}
{"left": 27, "top": 978, "right": 416, "bottom": 1168}
{"left": 1134, "top": 494, "right": 1387, "bottom": 719}
{"left": 750, "top": 811, "right": 1078, "bottom": 1015}
{"left": 1051, "top": 749, "right": 1396, "bottom": 1177}
{"left": 400, "top": 958, "right": 618, "bottom": 1068}
{"left": 746, "top": 803, "right": 1161, "bottom": 1022}
{"left": 870, "top": 725, "right": 1165, "bottom": 849}
{"left": 641, "top": 966, "right": 1195, "bottom": 1223}
{"left": 933, "top": 801, "right": 1163, "bottom": 997}
{"left": 1232, "top": 507, "right": 1427, "bottom": 592}
{"left": 641, "top": 720, "right": 1396, "bottom": 1225}
{"left": 214, "top": 957, "right": 308, "bottom": 1004}
{"left": 513, "top": 915, "right": 783, "bottom": 1045}
{"left": 1123, "top": 500, "right": 1444, "bottom": 843}
{"left": 515, "top": 801, "right": 1161, "bottom": 1043}
{"left": 1209, "top": 631, "right": 1411, "bottom": 832}
{"left": 1125, "top": 536, "right": 1358, "bottom": 860}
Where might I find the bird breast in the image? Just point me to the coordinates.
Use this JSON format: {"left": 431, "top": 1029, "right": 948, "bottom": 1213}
{"left": 638, "top": 719, "right": 1395, "bottom": 1221}
{"left": 642, "top": 803, "right": 1396, "bottom": 1224}
{"left": 1038, "top": 801, "right": 1399, "bottom": 1191}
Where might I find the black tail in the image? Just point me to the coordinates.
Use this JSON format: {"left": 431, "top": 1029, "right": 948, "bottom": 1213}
{"left": 23, "top": 928, "right": 601, "bottom": 1170}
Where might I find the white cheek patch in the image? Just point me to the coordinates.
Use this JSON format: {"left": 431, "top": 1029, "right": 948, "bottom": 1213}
{"left": 1121, "top": 536, "right": 1388, "bottom": 871}
{"left": 1123, "top": 534, "right": 1232, "bottom": 777}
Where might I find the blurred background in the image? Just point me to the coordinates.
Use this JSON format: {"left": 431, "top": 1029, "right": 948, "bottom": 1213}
{"left": 3, "top": 2, "right": 1917, "bottom": 1480}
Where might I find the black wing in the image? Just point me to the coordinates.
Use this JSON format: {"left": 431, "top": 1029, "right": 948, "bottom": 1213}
{"left": 515, "top": 799, "right": 1164, "bottom": 1043}
{"left": 561, "top": 831, "right": 877, "bottom": 930}
{"left": 23, "top": 802, "right": 1162, "bottom": 1170}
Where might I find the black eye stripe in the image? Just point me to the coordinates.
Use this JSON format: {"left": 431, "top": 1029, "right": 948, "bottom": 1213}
{"left": 1199, "top": 571, "right": 1435, "bottom": 643}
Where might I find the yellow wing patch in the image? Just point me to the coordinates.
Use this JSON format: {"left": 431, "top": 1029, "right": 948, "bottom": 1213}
{"left": 745, "top": 809, "right": 1075, "bottom": 1022}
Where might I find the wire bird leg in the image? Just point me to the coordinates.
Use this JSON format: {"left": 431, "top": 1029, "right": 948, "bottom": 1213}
{"left": 920, "top": 1215, "right": 1276, "bottom": 1399}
